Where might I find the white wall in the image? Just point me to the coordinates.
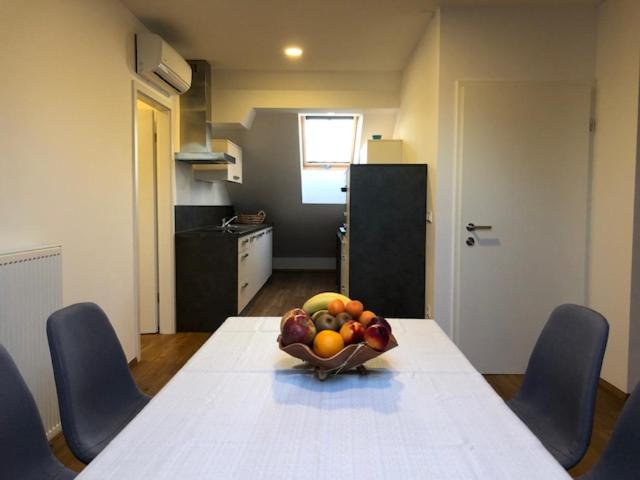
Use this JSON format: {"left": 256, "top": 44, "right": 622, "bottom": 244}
{"left": 0, "top": 0, "right": 151, "bottom": 360}
{"left": 212, "top": 70, "right": 401, "bottom": 127}
{"left": 436, "top": 6, "right": 596, "bottom": 337}
{"left": 394, "top": 13, "right": 440, "bottom": 317}
{"left": 591, "top": 0, "right": 640, "bottom": 391}
{"left": 395, "top": 6, "right": 597, "bottom": 337}
{"left": 175, "top": 162, "right": 232, "bottom": 205}
{"left": 359, "top": 111, "right": 398, "bottom": 151}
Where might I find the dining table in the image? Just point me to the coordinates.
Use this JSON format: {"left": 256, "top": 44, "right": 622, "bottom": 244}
{"left": 76, "top": 317, "right": 571, "bottom": 479}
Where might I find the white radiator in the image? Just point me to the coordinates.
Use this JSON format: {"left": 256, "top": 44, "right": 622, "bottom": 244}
{"left": 0, "top": 245, "right": 62, "bottom": 439}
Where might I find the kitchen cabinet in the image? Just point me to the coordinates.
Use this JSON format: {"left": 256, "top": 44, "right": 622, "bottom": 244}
{"left": 360, "top": 139, "right": 403, "bottom": 164}
{"left": 238, "top": 227, "right": 272, "bottom": 312}
{"left": 193, "top": 139, "right": 243, "bottom": 183}
{"left": 175, "top": 224, "right": 272, "bottom": 331}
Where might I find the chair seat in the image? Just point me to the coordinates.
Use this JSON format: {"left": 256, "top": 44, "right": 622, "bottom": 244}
{"left": 576, "top": 383, "right": 640, "bottom": 479}
{"left": 505, "top": 305, "right": 608, "bottom": 472}
{"left": 51, "top": 465, "right": 78, "bottom": 480}
{"left": 47, "top": 303, "right": 153, "bottom": 464}
{"left": 509, "top": 398, "right": 583, "bottom": 469}
{"left": 0, "top": 344, "right": 78, "bottom": 480}
{"left": 73, "top": 394, "right": 150, "bottom": 463}
{"left": 8, "top": 452, "right": 77, "bottom": 480}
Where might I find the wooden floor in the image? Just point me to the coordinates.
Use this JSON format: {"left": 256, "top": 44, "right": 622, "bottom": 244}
{"left": 51, "top": 270, "right": 625, "bottom": 478}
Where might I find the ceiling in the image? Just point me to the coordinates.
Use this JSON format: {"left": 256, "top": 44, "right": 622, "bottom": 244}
{"left": 121, "top": 0, "right": 600, "bottom": 72}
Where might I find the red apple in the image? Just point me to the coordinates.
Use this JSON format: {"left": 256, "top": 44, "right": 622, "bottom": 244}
{"left": 280, "top": 308, "right": 307, "bottom": 332}
{"left": 281, "top": 315, "right": 316, "bottom": 346}
{"left": 368, "top": 316, "right": 392, "bottom": 334}
{"left": 364, "top": 324, "right": 390, "bottom": 351}
{"left": 339, "top": 320, "right": 365, "bottom": 345}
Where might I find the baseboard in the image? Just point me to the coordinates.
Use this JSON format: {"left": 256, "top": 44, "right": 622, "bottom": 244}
{"left": 47, "top": 423, "right": 62, "bottom": 441}
{"left": 273, "top": 268, "right": 337, "bottom": 273}
{"left": 599, "top": 377, "right": 629, "bottom": 401}
{"left": 273, "top": 257, "right": 336, "bottom": 270}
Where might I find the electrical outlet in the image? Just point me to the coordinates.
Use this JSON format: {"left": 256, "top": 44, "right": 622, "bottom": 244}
{"left": 426, "top": 305, "right": 432, "bottom": 318}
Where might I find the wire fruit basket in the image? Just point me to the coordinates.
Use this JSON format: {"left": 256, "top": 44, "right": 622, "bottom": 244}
{"left": 237, "top": 210, "right": 266, "bottom": 225}
{"left": 278, "top": 334, "right": 398, "bottom": 380}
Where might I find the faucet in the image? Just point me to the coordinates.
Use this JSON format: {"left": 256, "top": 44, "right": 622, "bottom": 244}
{"left": 221, "top": 215, "right": 238, "bottom": 228}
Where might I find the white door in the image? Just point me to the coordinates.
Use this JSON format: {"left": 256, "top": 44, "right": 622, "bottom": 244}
{"left": 455, "top": 82, "right": 592, "bottom": 373}
{"left": 136, "top": 101, "right": 159, "bottom": 334}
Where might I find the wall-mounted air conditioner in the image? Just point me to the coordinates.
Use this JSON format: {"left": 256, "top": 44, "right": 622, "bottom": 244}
{"left": 135, "top": 33, "right": 192, "bottom": 96}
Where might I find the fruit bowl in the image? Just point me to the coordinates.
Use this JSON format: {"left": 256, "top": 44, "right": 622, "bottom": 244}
{"left": 279, "top": 292, "right": 399, "bottom": 380}
{"left": 277, "top": 334, "right": 398, "bottom": 380}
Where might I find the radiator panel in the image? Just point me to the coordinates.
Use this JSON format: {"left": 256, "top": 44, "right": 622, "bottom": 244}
{"left": 0, "top": 246, "right": 62, "bottom": 439}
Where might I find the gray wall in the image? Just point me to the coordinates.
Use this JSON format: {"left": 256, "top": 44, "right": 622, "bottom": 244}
{"left": 215, "top": 111, "right": 344, "bottom": 258}
{"left": 175, "top": 161, "right": 232, "bottom": 206}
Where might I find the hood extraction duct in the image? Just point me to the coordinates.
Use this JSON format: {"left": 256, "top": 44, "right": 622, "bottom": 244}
{"left": 175, "top": 60, "right": 235, "bottom": 164}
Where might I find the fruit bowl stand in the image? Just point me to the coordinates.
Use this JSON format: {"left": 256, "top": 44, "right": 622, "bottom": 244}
{"left": 278, "top": 334, "right": 399, "bottom": 381}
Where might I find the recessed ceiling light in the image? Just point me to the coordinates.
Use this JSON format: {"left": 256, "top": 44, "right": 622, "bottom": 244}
{"left": 284, "top": 46, "right": 303, "bottom": 58}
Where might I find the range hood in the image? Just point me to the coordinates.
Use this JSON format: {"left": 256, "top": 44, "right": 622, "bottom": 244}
{"left": 175, "top": 60, "right": 235, "bottom": 164}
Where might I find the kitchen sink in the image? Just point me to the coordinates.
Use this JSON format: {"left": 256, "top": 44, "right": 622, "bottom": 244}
{"left": 204, "top": 225, "right": 256, "bottom": 233}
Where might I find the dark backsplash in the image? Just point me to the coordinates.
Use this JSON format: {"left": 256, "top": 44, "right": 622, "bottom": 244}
{"left": 175, "top": 205, "right": 235, "bottom": 232}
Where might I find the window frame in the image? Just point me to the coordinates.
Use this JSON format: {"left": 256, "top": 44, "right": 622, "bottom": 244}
{"left": 299, "top": 114, "right": 361, "bottom": 168}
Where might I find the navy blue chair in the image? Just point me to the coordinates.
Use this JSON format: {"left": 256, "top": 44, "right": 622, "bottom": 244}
{"left": 0, "top": 344, "right": 77, "bottom": 480}
{"left": 47, "top": 303, "right": 150, "bottom": 464}
{"left": 508, "top": 304, "right": 609, "bottom": 469}
{"left": 578, "top": 383, "right": 640, "bottom": 479}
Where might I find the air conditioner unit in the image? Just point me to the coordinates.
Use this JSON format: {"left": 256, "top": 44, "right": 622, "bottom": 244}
{"left": 136, "top": 33, "right": 192, "bottom": 95}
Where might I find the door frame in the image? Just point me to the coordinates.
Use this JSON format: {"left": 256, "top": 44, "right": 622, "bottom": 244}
{"left": 451, "top": 80, "right": 595, "bottom": 345}
{"left": 132, "top": 81, "right": 177, "bottom": 359}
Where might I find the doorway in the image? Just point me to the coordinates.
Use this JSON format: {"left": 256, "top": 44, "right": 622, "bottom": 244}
{"left": 134, "top": 91, "right": 174, "bottom": 343}
{"left": 453, "top": 81, "right": 593, "bottom": 373}
{"left": 136, "top": 99, "right": 160, "bottom": 334}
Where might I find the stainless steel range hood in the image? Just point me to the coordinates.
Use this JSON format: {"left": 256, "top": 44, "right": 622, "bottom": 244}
{"left": 175, "top": 60, "right": 235, "bottom": 164}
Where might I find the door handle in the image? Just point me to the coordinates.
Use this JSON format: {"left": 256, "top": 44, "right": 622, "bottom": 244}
{"left": 242, "top": 253, "right": 249, "bottom": 259}
{"left": 466, "top": 223, "right": 492, "bottom": 232}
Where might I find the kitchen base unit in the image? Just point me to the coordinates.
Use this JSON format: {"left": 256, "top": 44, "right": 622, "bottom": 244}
{"left": 175, "top": 226, "right": 272, "bottom": 332}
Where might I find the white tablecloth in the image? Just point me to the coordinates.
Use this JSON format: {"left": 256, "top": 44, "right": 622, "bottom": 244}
{"left": 77, "top": 318, "right": 570, "bottom": 479}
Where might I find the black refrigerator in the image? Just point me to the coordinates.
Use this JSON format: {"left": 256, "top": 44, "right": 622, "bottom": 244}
{"left": 342, "top": 164, "right": 427, "bottom": 318}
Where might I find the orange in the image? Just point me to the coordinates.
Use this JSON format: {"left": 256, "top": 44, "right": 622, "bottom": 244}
{"left": 327, "top": 298, "right": 346, "bottom": 316}
{"left": 313, "top": 330, "right": 345, "bottom": 358}
{"left": 345, "top": 300, "right": 364, "bottom": 319}
{"left": 358, "top": 310, "right": 376, "bottom": 327}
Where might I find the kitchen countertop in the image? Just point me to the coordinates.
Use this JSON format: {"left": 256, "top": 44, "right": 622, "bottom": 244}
{"left": 175, "top": 223, "right": 272, "bottom": 238}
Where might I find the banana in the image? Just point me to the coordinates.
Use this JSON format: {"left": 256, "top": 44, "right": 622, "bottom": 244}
{"left": 302, "top": 292, "right": 351, "bottom": 315}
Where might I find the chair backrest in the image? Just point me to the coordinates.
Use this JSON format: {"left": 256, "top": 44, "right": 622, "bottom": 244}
{"left": 516, "top": 304, "right": 609, "bottom": 461}
{"left": 584, "top": 384, "right": 640, "bottom": 479}
{"left": 0, "top": 344, "right": 69, "bottom": 479}
{"left": 46, "top": 302, "right": 144, "bottom": 462}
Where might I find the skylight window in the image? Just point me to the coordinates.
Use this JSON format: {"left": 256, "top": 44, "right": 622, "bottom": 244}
{"left": 298, "top": 114, "right": 362, "bottom": 204}
{"left": 300, "top": 115, "right": 360, "bottom": 167}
